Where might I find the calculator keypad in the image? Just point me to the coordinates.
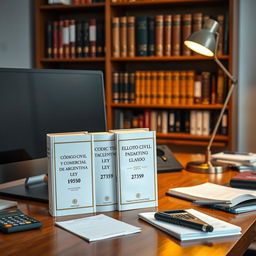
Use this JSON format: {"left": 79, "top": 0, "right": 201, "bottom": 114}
{"left": 0, "top": 209, "right": 42, "bottom": 233}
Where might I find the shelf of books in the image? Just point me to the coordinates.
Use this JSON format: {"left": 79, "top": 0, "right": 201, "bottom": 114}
{"left": 35, "top": 0, "right": 234, "bottom": 148}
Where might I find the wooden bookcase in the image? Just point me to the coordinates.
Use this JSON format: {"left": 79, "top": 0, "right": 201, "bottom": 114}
{"left": 35, "top": 0, "right": 234, "bottom": 149}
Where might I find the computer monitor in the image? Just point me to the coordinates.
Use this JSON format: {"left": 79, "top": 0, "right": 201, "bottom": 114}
{"left": 0, "top": 68, "right": 106, "bottom": 202}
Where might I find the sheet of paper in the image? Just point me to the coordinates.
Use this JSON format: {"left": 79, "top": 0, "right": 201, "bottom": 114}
{"left": 139, "top": 209, "right": 241, "bottom": 241}
{"left": 0, "top": 199, "right": 17, "bottom": 210}
{"left": 55, "top": 214, "right": 141, "bottom": 242}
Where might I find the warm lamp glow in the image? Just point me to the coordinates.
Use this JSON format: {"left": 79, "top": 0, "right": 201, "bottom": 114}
{"left": 184, "top": 41, "right": 214, "bottom": 57}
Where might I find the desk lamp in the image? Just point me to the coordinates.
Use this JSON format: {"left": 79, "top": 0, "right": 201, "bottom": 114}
{"left": 184, "top": 19, "right": 238, "bottom": 173}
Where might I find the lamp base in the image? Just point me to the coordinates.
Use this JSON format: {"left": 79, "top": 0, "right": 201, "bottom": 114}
{"left": 186, "top": 161, "right": 228, "bottom": 174}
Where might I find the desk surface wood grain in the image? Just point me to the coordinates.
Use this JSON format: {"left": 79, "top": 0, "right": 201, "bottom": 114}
{"left": 0, "top": 153, "right": 255, "bottom": 256}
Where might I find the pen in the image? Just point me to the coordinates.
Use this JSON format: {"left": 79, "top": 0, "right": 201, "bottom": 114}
{"left": 154, "top": 210, "right": 214, "bottom": 232}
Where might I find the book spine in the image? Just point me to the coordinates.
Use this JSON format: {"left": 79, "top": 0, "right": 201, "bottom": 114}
{"left": 164, "top": 71, "right": 172, "bottom": 105}
{"left": 112, "top": 72, "right": 120, "bottom": 103}
{"left": 194, "top": 74, "right": 202, "bottom": 104}
{"left": 69, "top": 19, "right": 76, "bottom": 58}
{"left": 135, "top": 71, "right": 141, "bottom": 104}
{"left": 63, "top": 20, "right": 70, "bottom": 58}
{"left": 75, "top": 20, "right": 83, "bottom": 58}
{"left": 201, "top": 72, "right": 211, "bottom": 104}
{"left": 89, "top": 18, "right": 97, "bottom": 57}
{"left": 82, "top": 20, "right": 90, "bottom": 57}
{"left": 93, "top": 134, "right": 117, "bottom": 212}
{"left": 157, "top": 72, "right": 165, "bottom": 105}
{"left": 217, "top": 69, "right": 224, "bottom": 104}
{"left": 202, "top": 111, "right": 210, "bottom": 136}
{"left": 127, "top": 16, "right": 135, "bottom": 57}
{"left": 114, "top": 131, "right": 158, "bottom": 211}
{"left": 164, "top": 15, "right": 172, "bottom": 56}
{"left": 211, "top": 74, "right": 217, "bottom": 104}
{"left": 180, "top": 71, "right": 186, "bottom": 105}
{"left": 172, "top": 14, "right": 181, "bottom": 56}
{"left": 217, "top": 14, "right": 224, "bottom": 56}
{"left": 221, "top": 111, "right": 228, "bottom": 135}
{"left": 151, "top": 71, "right": 158, "bottom": 104}
{"left": 58, "top": 20, "right": 64, "bottom": 58}
{"left": 184, "top": 110, "right": 190, "bottom": 133}
{"left": 123, "top": 72, "right": 130, "bottom": 104}
{"left": 190, "top": 110, "right": 197, "bottom": 135}
{"left": 136, "top": 16, "right": 148, "bottom": 56}
{"left": 168, "top": 110, "right": 175, "bottom": 133}
{"left": 96, "top": 19, "right": 105, "bottom": 57}
{"left": 145, "top": 71, "right": 151, "bottom": 104}
{"left": 46, "top": 21, "right": 53, "bottom": 58}
{"left": 175, "top": 110, "right": 181, "bottom": 132}
{"left": 119, "top": 72, "right": 124, "bottom": 103}
{"left": 172, "top": 71, "right": 180, "bottom": 104}
{"left": 120, "top": 16, "right": 127, "bottom": 57}
{"left": 147, "top": 16, "right": 155, "bottom": 56}
{"left": 53, "top": 21, "right": 59, "bottom": 58}
{"left": 140, "top": 72, "right": 146, "bottom": 104}
{"left": 196, "top": 110, "right": 203, "bottom": 135}
{"left": 47, "top": 136, "right": 55, "bottom": 216}
{"left": 182, "top": 14, "right": 192, "bottom": 56}
{"left": 161, "top": 111, "right": 168, "bottom": 133}
{"left": 155, "top": 15, "right": 163, "bottom": 57}
{"left": 129, "top": 73, "right": 135, "bottom": 103}
{"left": 112, "top": 17, "right": 120, "bottom": 57}
{"left": 186, "top": 71, "right": 194, "bottom": 105}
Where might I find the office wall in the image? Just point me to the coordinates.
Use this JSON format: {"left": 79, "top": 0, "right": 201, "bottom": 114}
{"left": 0, "top": 0, "right": 33, "bottom": 68}
{"left": 237, "top": 0, "right": 256, "bottom": 151}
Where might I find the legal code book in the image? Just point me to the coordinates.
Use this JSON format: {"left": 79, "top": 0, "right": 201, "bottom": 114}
{"left": 47, "top": 132, "right": 95, "bottom": 216}
{"left": 91, "top": 132, "right": 117, "bottom": 212}
{"left": 167, "top": 182, "right": 256, "bottom": 208}
{"left": 138, "top": 209, "right": 241, "bottom": 241}
{"left": 111, "top": 129, "right": 158, "bottom": 211}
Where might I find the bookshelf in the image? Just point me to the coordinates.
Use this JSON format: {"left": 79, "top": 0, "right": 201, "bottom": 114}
{"left": 35, "top": 0, "right": 234, "bottom": 149}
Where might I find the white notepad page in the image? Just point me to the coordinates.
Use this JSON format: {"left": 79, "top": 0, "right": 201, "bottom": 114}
{"left": 55, "top": 214, "right": 141, "bottom": 242}
{"left": 139, "top": 209, "right": 241, "bottom": 241}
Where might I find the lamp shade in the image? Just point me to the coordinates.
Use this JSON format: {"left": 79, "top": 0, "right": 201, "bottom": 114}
{"left": 184, "top": 19, "right": 219, "bottom": 57}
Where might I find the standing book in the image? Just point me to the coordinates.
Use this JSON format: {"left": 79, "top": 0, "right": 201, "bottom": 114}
{"left": 111, "top": 129, "right": 158, "bottom": 211}
{"left": 47, "top": 132, "right": 95, "bottom": 216}
{"left": 91, "top": 132, "right": 117, "bottom": 212}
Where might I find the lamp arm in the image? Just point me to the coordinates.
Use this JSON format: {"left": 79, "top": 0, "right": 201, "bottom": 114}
{"left": 206, "top": 80, "right": 237, "bottom": 153}
{"left": 206, "top": 32, "right": 237, "bottom": 154}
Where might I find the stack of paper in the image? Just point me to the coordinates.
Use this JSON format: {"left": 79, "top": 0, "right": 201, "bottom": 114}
{"left": 55, "top": 214, "right": 141, "bottom": 242}
{"left": 167, "top": 182, "right": 256, "bottom": 213}
{"left": 138, "top": 209, "right": 241, "bottom": 241}
{"left": 212, "top": 152, "right": 256, "bottom": 171}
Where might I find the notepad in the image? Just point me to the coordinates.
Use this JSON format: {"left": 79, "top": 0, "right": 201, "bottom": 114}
{"left": 138, "top": 209, "right": 241, "bottom": 241}
{"left": 55, "top": 214, "right": 141, "bottom": 242}
{"left": 167, "top": 182, "right": 256, "bottom": 207}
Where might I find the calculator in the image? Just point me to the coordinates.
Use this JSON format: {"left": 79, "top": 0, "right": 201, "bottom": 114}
{"left": 0, "top": 209, "right": 42, "bottom": 234}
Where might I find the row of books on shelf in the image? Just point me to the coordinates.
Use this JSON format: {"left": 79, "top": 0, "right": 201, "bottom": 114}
{"left": 114, "top": 109, "right": 228, "bottom": 136}
{"left": 112, "top": 70, "right": 228, "bottom": 105}
{"left": 48, "top": 0, "right": 104, "bottom": 4}
{"left": 47, "top": 129, "right": 157, "bottom": 216}
{"left": 112, "top": 13, "right": 228, "bottom": 58}
{"left": 46, "top": 18, "right": 105, "bottom": 59}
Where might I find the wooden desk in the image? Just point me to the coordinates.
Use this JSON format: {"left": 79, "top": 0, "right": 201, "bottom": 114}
{"left": 0, "top": 153, "right": 255, "bottom": 256}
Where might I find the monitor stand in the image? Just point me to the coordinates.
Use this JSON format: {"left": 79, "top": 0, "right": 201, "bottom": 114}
{"left": 0, "top": 175, "right": 48, "bottom": 203}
